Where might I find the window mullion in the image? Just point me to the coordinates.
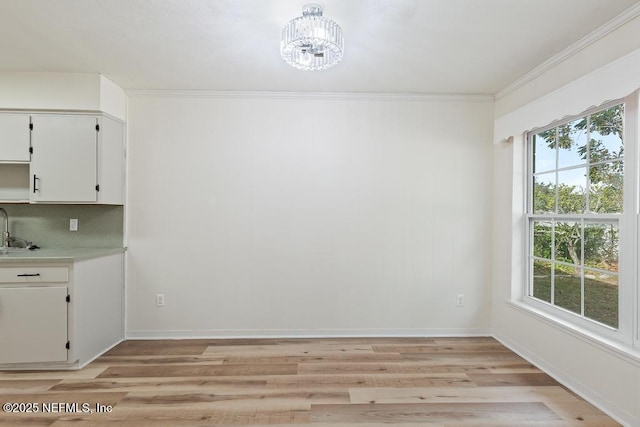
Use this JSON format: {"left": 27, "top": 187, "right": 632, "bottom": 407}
{"left": 551, "top": 220, "right": 555, "bottom": 306}
{"left": 553, "top": 128, "right": 560, "bottom": 213}
{"left": 581, "top": 218, "right": 585, "bottom": 317}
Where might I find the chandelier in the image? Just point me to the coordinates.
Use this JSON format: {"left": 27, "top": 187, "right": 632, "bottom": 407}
{"left": 280, "top": 4, "right": 344, "bottom": 71}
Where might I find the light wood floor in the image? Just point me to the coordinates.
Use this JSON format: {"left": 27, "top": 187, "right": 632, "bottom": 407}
{"left": 0, "top": 337, "right": 619, "bottom": 426}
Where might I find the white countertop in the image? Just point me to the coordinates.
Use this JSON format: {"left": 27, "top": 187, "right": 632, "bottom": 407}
{"left": 0, "top": 247, "right": 126, "bottom": 263}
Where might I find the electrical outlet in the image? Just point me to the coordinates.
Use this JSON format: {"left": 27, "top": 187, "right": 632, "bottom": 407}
{"left": 69, "top": 218, "right": 78, "bottom": 231}
{"left": 156, "top": 294, "right": 166, "bottom": 307}
{"left": 456, "top": 294, "right": 465, "bottom": 307}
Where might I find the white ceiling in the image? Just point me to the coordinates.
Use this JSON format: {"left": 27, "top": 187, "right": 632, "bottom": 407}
{"left": 0, "top": 0, "right": 638, "bottom": 94}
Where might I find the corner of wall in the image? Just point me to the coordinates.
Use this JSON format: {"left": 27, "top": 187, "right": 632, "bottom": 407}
{"left": 99, "top": 75, "right": 126, "bottom": 121}
{"left": 495, "top": 13, "right": 640, "bottom": 119}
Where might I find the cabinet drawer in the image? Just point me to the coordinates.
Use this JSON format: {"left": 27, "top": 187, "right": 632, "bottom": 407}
{"left": 0, "top": 267, "right": 69, "bottom": 283}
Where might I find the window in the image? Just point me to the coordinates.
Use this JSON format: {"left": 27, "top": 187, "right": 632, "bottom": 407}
{"left": 525, "top": 100, "right": 632, "bottom": 337}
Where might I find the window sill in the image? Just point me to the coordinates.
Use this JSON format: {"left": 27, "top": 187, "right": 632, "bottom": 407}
{"left": 507, "top": 300, "right": 640, "bottom": 367}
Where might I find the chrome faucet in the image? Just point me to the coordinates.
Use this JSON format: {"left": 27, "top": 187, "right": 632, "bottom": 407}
{"left": 0, "top": 208, "right": 9, "bottom": 249}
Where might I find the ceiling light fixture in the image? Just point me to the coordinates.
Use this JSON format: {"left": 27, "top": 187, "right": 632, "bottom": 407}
{"left": 280, "top": 4, "right": 344, "bottom": 71}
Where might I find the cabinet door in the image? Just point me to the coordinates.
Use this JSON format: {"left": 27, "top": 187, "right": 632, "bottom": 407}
{"left": 31, "top": 115, "right": 98, "bottom": 202}
{"left": 0, "top": 114, "right": 31, "bottom": 162}
{"left": 97, "top": 116, "right": 125, "bottom": 204}
{"left": 0, "top": 286, "right": 68, "bottom": 363}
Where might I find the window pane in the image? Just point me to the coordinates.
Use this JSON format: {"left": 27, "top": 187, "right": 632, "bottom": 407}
{"left": 533, "top": 130, "right": 556, "bottom": 173}
{"left": 532, "top": 221, "right": 552, "bottom": 259}
{"left": 584, "top": 222, "right": 619, "bottom": 273}
{"left": 589, "top": 161, "right": 623, "bottom": 213}
{"left": 584, "top": 270, "right": 618, "bottom": 329}
{"left": 557, "top": 168, "right": 586, "bottom": 213}
{"left": 589, "top": 104, "right": 624, "bottom": 162}
{"left": 532, "top": 260, "right": 552, "bottom": 303}
{"left": 558, "top": 119, "right": 587, "bottom": 169}
{"left": 554, "top": 221, "right": 581, "bottom": 265}
{"left": 554, "top": 264, "right": 581, "bottom": 315}
{"left": 533, "top": 173, "right": 555, "bottom": 214}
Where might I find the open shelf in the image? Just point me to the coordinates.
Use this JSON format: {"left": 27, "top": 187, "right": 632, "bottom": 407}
{"left": 0, "top": 163, "right": 30, "bottom": 202}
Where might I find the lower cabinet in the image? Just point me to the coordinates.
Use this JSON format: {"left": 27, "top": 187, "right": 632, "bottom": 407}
{"left": 0, "top": 286, "right": 68, "bottom": 364}
{"left": 0, "top": 253, "right": 123, "bottom": 369}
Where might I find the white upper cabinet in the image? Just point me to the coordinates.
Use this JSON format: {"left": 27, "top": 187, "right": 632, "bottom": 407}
{"left": 97, "top": 116, "right": 125, "bottom": 205}
{"left": 0, "top": 114, "right": 31, "bottom": 162}
{"left": 0, "top": 112, "right": 124, "bottom": 204}
{"left": 30, "top": 115, "right": 98, "bottom": 202}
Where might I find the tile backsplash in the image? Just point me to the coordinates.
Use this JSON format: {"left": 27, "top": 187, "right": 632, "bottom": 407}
{"left": 0, "top": 204, "right": 123, "bottom": 249}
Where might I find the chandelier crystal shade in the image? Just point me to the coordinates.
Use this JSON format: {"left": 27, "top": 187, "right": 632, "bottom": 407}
{"left": 280, "top": 4, "right": 344, "bottom": 71}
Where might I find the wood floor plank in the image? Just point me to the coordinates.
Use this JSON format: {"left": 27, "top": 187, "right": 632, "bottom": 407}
{"left": 0, "top": 418, "right": 55, "bottom": 426}
{"left": 467, "top": 372, "right": 560, "bottom": 387}
{"left": 267, "top": 373, "right": 475, "bottom": 389}
{"left": 204, "top": 342, "right": 375, "bottom": 356}
{"left": 297, "top": 361, "right": 537, "bottom": 375}
{"left": 432, "top": 336, "right": 498, "bottom": 344}
{"left": 97, "top": 363, "right": 297, "bottom": 378}
{"left": 310, "top": 402, "right": 562, "bottom": 423}
{"left": 103, "top": 344, "right": 208, "bottom": 356}
{"left": 489, "top": 366, "right": 545, "bottom": 374}
{"left": 54, "top": 403, "right": 310, "bottom": 425}
{"left": 0, "top": 366, "right": 107, "bottom": 380}
{"left": 93, "top": 355, "right": 225, "bottom": 366}
{"left": 48, "top": 423, "right": 564, "bottom": 427}
{"left": 0, "top": 392, "right": 127, "bottom": 405}
{"left": 51, "top": 422, "right": 320, "bottom": 427}
{"left": 102, "top": 339, "right": 280, "bottom": 357}
{"left": 400, "top": 351, "right": 527, "bottom": 362}
{"left": 0, "top": 392, "right": 127, "bottom": 425}
{"left": 223, "top": 353, "right": 403, "bottom": 364}
{"left": 51, "top": 376, "right": 269, "bottom": 393}
{"left": 348, "top": 385, "right": 581, "bottom": 404}
{"left": 55, "top": 421, "right": 574, "bottom": 427}
{"left": 256, "top": 337, "right": 438, "bottom": 345}
{"left": 373, "top": 343, "right": 512, "bottom": 354}
{"left": 0, "top": 380, "right": 61, "bottom": 394}
{"left": 117, "top": 389, "right": 350, "bottom": 406}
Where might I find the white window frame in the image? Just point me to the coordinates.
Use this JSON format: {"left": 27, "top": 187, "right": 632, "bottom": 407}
{"left": 522, "top": 92, "right": 639, "bottom": 347}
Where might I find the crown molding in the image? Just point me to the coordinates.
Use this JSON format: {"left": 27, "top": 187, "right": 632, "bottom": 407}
{"left": 495, "top": 2, "right": 640, "bottom": 100}
{"left": 125, "top": 90, "right": 494, "bottom": 103}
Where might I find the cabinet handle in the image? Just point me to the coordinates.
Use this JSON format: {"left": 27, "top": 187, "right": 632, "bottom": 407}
{"left": 33, "top": 174, "right": 39, "bottom": 193}
{"left": 17, "top": 273, "right": 40, "bottom": 277}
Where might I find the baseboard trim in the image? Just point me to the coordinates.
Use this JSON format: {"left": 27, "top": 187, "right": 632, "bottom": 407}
{"left": 126, "top": 328, "right": 491, "bottom": 340}
{"left": 493, "top": 332, "right": 636, "bottom": 427}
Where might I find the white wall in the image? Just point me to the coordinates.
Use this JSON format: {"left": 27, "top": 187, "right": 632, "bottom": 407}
{"left": 126, "top": 93, "right": 494, "bottom": 338}
{"left": 492, "top": 15, "right": 640, "bottom": 426}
